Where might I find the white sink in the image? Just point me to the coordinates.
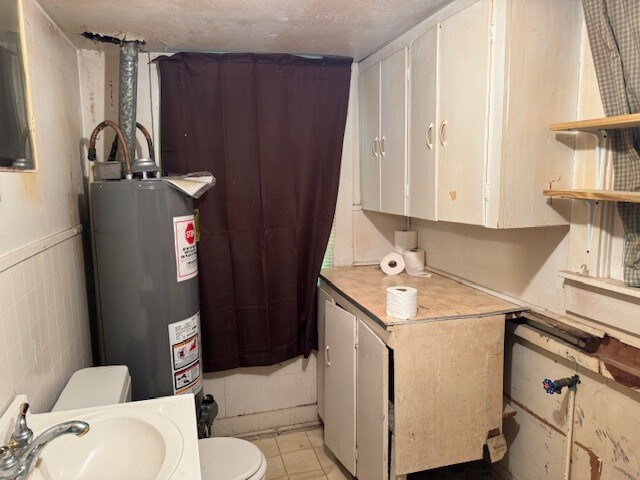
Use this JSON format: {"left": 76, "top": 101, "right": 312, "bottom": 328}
{"left": 0, "top": 394, "right": 201, "bottom": 480}
{"left": 33, "top": 409, "right": 182, "bottom": 480}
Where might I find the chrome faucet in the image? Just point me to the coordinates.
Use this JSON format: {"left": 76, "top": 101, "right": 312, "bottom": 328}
{"left": 0, "top": 403, "right": 89, "bottom": 480}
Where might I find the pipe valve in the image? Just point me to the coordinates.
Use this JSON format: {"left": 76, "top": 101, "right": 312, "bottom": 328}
{"left": 543, "top": 374, "right": 580, "bottom": 394}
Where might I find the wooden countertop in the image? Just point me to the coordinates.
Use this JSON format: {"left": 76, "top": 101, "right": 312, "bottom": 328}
{"left": 320, "top": 265, "right": 524, "bottom": 328}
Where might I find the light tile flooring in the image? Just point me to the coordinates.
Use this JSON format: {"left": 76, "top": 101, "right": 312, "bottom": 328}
{"left": 247, "top": 427, "right": 504, "bottom": 480}
{"left": 248, "top": 427, "right": 353, "bottom": 480}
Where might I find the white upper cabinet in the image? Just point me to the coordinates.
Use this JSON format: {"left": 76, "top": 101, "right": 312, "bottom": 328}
{"left": 360, "top": 0, "right": 582, "bottom": 228}
{"left": 380, "top": 49, "right": 408, "bottom": 216}
{"left": 437, "top": 0, "right": 491, "bottom": 225}
{"left": 409, "top": 25, "right": 438, "bottom": 221}
{"left": 359, "top": 64, "right": 381, "bottom": 212}
{"left": 485, "top": 0, "right": 581, "bottom": 228}
{"left": 360, "top": 48, "right": 408, "bottom": 217}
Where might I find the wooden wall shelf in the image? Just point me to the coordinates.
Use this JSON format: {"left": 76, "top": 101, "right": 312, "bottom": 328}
{"left": 543, "top": 189, "right": 640, "bottom": 203}
{"left": 550, "top": 113, "right": 640, "bottom": 132}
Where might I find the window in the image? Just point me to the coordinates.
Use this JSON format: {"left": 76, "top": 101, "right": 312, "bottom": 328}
{"left": 321, "top": 223, "right": 336, "bottom": 270}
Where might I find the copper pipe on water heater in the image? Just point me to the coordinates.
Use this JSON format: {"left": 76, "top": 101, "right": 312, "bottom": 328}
{"left": 88, "top": 120, "right": 132, "bottom": 176}
{"left": 106, "top": 122, "right": 155, "bottom": 162}
{"left": 135, "top": 122, "right": 155, "bottom": 161}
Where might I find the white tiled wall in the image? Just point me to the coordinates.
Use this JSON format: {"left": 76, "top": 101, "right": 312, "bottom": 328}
{"left": 0, "top": 233, "right": 92, "bottom": 414}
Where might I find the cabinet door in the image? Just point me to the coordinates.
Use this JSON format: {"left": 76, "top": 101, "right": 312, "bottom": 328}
{"left": 356, "top": 320, "right": 389, "bottom": 480}
{"left": 359, "top": 63, "right": 381, "bottom": 212}
{"left": 324, "top": 301, "right": 357, "bottom": 476}
{"left": 437, "top": 0, "right": 491, "bottom": 225}
{"left": 380, "top": 48, "right": 408, "bottom": 216}
{"left": 393, "top": 316, "right": 504, "bottom": 473}
{"left": 409, "top": 25, "right": 438, "bottom": 221}
{"left": 316, "top": 288, "right": 333, "bottom": 420}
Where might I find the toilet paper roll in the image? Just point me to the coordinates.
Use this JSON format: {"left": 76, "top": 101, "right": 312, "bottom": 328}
{"left": 394, "top": 230, "right": 418, "bottom": 251}
{"left": 380, "top": 252, "right": 405, "bottom": 276}
{"left": 402, "top": 248, "right": 431, "bottom": 278}
{"left": 386, "top": 286, "right": 418, "bottom": 320}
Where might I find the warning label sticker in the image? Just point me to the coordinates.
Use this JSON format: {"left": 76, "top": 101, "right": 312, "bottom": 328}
{"left": 173, "top": 334, "right": 199, "bottom": 370}
{"left": 173, "top": 214, "right": 198, "bottom": 282}
{"left": 168, "top": 312, "right": 202, "bottom": 395}
{"left": 174, "top": 361, "right": 201, "bottom": 395}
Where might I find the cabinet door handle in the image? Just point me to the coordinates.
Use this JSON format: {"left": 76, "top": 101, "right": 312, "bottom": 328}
{"left": 439, "top": 119, "right": 448, "bottom": 147}
{"left": 426, "top": 122, "right": 434, "bottom": 150}
{"left": 380, "top": 135, "right": 386, "bottom": 156}
{"left": 372, "top": 136, "right": 379, "bottom": 156}
{"left": 325, "top": 345, "right": 331, "bottom": 366}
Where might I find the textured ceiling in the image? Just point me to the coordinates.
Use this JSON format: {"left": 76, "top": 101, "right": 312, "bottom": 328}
{"left": 37, "top": 0, "right": 455, "bottom": 61}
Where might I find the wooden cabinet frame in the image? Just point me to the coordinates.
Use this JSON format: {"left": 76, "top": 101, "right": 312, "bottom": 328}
{"left": 318, "top": 282, "right": 507, "bottom": 479}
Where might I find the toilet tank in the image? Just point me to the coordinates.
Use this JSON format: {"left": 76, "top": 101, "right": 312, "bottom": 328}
{"left": 52, "top": 366, "right": 131, "bottom": 412}
{"left": 90, "top": 180, "right": 203, "bottom": 402}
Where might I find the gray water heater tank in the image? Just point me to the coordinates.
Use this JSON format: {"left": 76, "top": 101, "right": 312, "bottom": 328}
{"left": 89, "top": 179, "right": 203, "bottom": 402}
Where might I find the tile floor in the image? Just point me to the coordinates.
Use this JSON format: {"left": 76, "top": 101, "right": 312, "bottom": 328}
{"left": 249, "top": 427, "right": 353, "bottom": 480}
{"left": 247, "top": 427, "right": 505, "bottom": 480}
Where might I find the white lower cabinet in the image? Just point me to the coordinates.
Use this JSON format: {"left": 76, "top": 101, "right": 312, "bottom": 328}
{"left": 319, "top": 284, "right": 506, "bottom": 479}
{"left": 323, "top": 301, "right": 357, "bottom": 476}
{"left": 356, "top": 320, "right": 389, "bottom": 480}
{"left": 316, "top": 288, "right": 331, "bottom": 420}
{"left": 321, "top": 300, "right": 390, "bottom": 480}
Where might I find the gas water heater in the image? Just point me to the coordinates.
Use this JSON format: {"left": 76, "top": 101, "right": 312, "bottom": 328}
{"left": 90, "top": 180, "right": 203, "bottom": 402}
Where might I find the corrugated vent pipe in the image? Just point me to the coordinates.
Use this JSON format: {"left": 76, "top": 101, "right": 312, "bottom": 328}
{"left": 118, "top": 40, "right": 141, "bottom": 168}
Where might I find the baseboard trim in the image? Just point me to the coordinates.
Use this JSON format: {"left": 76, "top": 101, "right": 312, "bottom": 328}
{"left": 212, "top": 404, "right": 319, "bottom": 438}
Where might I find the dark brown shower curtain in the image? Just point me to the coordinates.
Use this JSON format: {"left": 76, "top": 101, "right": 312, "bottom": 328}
{"left": 157, "top": 52, "right": 352, "bottom": 372}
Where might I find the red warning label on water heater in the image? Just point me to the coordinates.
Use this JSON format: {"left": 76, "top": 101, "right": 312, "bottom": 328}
{"left": 173, "top": 334, "right": 199, "bottom": 370}
{"left": 174, "top": 361, "right": 201, "bottom": 395}
{"left": 173, "top": 214, "right": 198, "bottom": 282}
{"left": 185, "top": 222, "right": 195, "bottom": 245}
{"left": 168, "top": 312, "right": 203, "bottom": 396}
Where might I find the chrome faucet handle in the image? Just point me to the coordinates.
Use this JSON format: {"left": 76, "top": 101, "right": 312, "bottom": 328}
{"left": 20, "top": 420, "right": 90, "bottom": 480}
{"left": 8, "top": 404, "right": 33, "bottom": 455}
{"left": 0, "top": 446, "right": 19, "bottom": 479}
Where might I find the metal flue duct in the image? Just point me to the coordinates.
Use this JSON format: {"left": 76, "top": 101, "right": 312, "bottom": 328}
{"left": 118, "top": 40, "right": 141, "bottom": 163}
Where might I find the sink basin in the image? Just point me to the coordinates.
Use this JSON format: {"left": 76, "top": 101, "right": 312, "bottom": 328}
{"left": 0, "top": 394, "right": 203, "bottom": 480}
{"left": 33, "top": 409, "right": 183, "bottom": 480}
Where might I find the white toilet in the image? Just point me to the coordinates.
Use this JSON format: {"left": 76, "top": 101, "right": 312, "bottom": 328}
{"left": 198, "top": 437, "right": 267, "bottom": 480}
{"left": 52, "top": 366, "right": 267, "bottom": 480}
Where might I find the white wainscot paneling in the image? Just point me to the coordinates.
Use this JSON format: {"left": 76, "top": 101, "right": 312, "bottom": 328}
{"left": 0, "top": 232, "right": 92, "bottom": 415}
{"left": 203, "top": 354, "right": 318, "bottom": 436}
